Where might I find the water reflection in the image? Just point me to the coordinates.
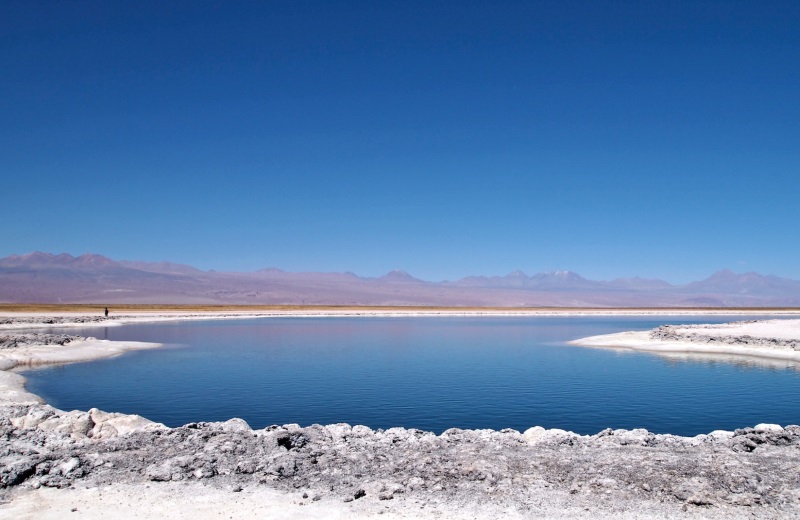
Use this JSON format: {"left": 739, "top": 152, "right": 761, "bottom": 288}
{"left": 653, "top": 351, "right": 799, "bottom": 372}
{"left": 20, "top": 316, "right": 800, "bottom": 436}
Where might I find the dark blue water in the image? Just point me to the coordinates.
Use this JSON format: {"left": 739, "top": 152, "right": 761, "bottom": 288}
{"left": 21, "top": 316, "right": 800, "bottom": 436}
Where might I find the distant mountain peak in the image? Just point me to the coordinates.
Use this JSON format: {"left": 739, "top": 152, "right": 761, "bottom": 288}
{"left": 684, "top": 269, "right": 800, "bottom": 298}
{"left": 378, "top": 270, "right": 423, "bottom": 283}
{"left": 0, "top": 251, "right": 117, "bottom": 269}
{"left": 72, "top": 253, "right": 117, "bottom": 267}
{"left": 119, "top": 259, "right": 202, "bottom": 275}
{"left": 1, "top": 251, "right": 798, "bottom": 306}
{"left": 540, "top": 270, "right": 585, "bottom": 281}
{"left": 257, "top": 267, "right": 285, "bottom": 274}
{"left": 704, "top": 269, "right": 768, "bottom": 283}
{"left": 708, "top": 269, "right": 738, "bottom": 279}
{"left": 21, "top": 251, "right": 63, "bottom": 261}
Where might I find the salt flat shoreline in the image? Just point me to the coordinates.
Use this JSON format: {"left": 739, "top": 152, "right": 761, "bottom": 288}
{"left": 570, "top": 318, "right": 800, "bottom": 365}
{"left": 3, "top": 311, "right": 800, "bottom": 519}
{"left": 2, "top": 306, "right": 800, "bottom": 330}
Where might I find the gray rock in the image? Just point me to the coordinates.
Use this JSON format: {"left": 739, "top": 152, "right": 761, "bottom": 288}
{"left": 3, "top": 403, "right": 800, "bottom": 517}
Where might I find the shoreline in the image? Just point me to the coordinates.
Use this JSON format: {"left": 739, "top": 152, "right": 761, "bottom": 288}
{"left": 4, "top": 305, "right": 800, "bottom": 314}
{"left": 4, "top": 311, "right": 798, "bottom": 406}
{"left": 3, "top": 312, "right": 800, "bottom": 518}
{"left": 570, "top": 319, "right": 800, "bottom": 365}
{"left": 2, "top": 306, "right": 800, "bottom": 329}
{"left": 3, "top": 310, "right": 800, "bottom": 410}
{"left": 0, "top": 336, "right": 163, "bottom": 406}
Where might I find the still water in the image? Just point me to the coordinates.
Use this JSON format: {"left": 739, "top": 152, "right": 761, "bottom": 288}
{"left": 21, "top": 316, "right": 800, "bottom": 436}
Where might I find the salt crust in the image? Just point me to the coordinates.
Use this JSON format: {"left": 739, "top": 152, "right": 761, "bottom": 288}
{"left": 570, "top": 318, "right": 800, "bottom": 364}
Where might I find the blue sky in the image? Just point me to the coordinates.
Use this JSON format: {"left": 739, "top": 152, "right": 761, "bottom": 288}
{"left": 2, "top": 1, "right": 799, "bottom": 283}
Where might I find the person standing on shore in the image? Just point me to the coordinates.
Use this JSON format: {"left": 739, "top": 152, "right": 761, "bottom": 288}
{"left": 104, "top": 307, "right": 109, "bottom": 318}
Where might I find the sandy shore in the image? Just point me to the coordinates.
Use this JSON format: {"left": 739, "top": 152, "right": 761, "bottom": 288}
{"left": 2, "top": 310, "right": 800, "bottom": 519}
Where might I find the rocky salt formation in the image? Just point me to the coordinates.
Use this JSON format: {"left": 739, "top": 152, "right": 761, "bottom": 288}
{"left": 0, "top": 332, "right": 96, "bottom": 378}
{"left": 0, "top": 332, "right": 164, "bottom": 410}
{"left": 2, "top": 403, "right": 800, "bottom": 518}
{"left": 571, "top": 319, "right": 800, "bottom": 368}
{"left": 0, "top": 333, "right": 84, "bottom": 350}
{"left": 0, "top": 315, "right": 110, "bottom": 327}
{"left": 651, "top": 322, "right": 800, "bottom": 350}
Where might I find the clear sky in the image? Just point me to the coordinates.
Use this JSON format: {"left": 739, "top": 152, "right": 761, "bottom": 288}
{"left": 2, "top": 1, "right": 799, "bottom": 283}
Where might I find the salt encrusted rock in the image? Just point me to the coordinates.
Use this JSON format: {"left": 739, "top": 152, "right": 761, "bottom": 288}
{"left": 324, "top": 423, "right": 354, "bottom": 441}
{"left": 522, "top": 427, "right": 578, "bottom": 446}
{"left": 146, "top": 461, "right": 177, "bottom": 482}
{"left": 0, "top": 333, "right": 85, "bottom": 350}
{"left": 38, "top": 410, "right": 94, "bottom": 438}
{"left": 10, "top": 406, "right": 161, "bottom": 440}
{"left": 1, "top": 459, "right": 38, "bottom": 487}
{"left": 89, "top": 407, "right": 163, "bottom": 438}
{"left": 10, "top": 406, "right": 56, "bottom": 429}
{"left": 650, "top": 323, "right": 800, "bottom": 350}
{"left": 593, "top": 428, "right": 654, "bottom": 446}
{"left": 754, "top": 423, "right": 783, "bottom": 433}
{"left": 57, "top": 457, "right": 81, "bottom": 476}
{"left": 707, "top": 429, "right": 734, "bottom": 441}
{"left": 220, "top": 417, "right": 252, "bottom": 432}
{"left": 0, "top": 317, "right": 108, "bottom": 327}
{"left": 522, "top": 426, "right": 546, "bottom": 444}
{"left": 4, "top": 403, "right": 800, "bottom": 516}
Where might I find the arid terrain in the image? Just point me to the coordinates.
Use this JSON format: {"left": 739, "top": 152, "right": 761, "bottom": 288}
{"left": 2, "top": 309, "right": 800, "bottom": 519}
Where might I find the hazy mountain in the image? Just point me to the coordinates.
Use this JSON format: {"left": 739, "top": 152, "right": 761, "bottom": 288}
{"left": 0, "top": 252, "right": 212, "bottom": 304}
{"left": 118, "top": 260, "right": 204, "bottom": 275}
{"left": 1, "top": 252, "right": 798, "bottom": 307}
{"left": 674, "top": 270, "right": 800, "bottom": 306}
{"left": 529, "top": 271, "right": 602, "bottom": 291}
{"left": 249, "top": 268, "right": 362, "bottom": 284}
{"left": 376, "top": 270, "right": 426, "bottom": 284}
{"left": 606, "top": 277, "right": 674, "bottom": 291}
{"left": 449, "top": 271, "right": 534, "bottom": 288}
{"left": 683, "top": 269, "right": 800, "bottom": 295}
{"left": 0, "top": 252, "right": 119, "bottom": 270}
{"left": 451, "top": 270, "right": 603, "bottom": 291}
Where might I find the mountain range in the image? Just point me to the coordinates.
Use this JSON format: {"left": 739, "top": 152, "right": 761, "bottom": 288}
{"left": 1, "top": 252, "right": 799, "bottom": 307}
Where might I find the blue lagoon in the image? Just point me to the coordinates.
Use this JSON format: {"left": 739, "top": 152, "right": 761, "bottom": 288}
{"left": 22, "top": 315, "right": 800, "bottom": 436}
